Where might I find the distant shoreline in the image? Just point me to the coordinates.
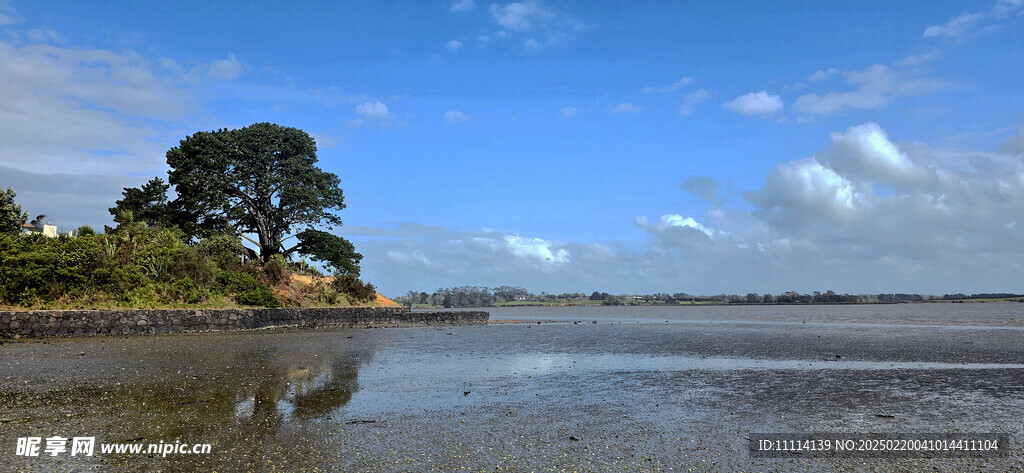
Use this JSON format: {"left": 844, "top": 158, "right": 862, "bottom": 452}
{"left": 410, "top": 298, "right": 1024, "bottom": 309}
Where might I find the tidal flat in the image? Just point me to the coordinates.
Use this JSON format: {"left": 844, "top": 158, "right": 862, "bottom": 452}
{"left": 1, "top": 304, "right": 1023, "bottom": 472}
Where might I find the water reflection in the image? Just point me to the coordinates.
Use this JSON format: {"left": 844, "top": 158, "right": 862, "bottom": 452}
{"left": 235, "top": 353, "right": 361, "bottom": 424}
{"left": 0, "top": 331, "right": 382, "bottom": 473}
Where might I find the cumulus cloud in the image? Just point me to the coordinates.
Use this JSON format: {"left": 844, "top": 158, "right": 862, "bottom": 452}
{"left": 352, "top": 101, "right": 397, "bottom": 128}
{"left": 792, "top": 64, "right": 944, "bottom": 115}
{"left": 444, "top": 110, "right": 470, "bottom": 123}
{"left": 746, "top": 121, "right": 1024, "bottom": 275}
{"left": 560, "top": 106, "right": 577, "bottom": 118}
{"left": 612, "top": 102, "right": 641, "bottom": 114}
{"left": 445, "top": 40, "right": 463, "bottom": 51}
{"left": 722, "top": 91, "right": 783, "bottom": 116}
{"left": 643, "top": 77, "right": 695, "bottom": 94}
{"left": 752, "top": 158, "right": 862, "bottom": 225}
{"left": 679, "top": 89, "right": 710, "bottom": 115}
{"left": 502, "top": 234, "right": 570, "bottom": 264}
{"left": 818, "top": 122, "right": 935, "bottom": 188}
{"left": 450, "top": 0, "right": 475, "bottom": 12}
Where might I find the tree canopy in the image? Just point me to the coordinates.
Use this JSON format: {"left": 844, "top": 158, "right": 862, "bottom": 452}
{"left": 0, "top": 187, "right": 28, "bottom": 234}
{"left": 109, "top": 177, "right": 173, "bottom": 228}
{"left": 157, "top": 123, "right": 360, "bottom": 272}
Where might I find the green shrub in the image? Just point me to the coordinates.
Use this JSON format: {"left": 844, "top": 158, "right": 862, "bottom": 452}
{"left": 215, "top": 270, "right": 277, "bottom": 307}
{"left": 196, "top": 234, "right": 245, "bottom": 270}
{"left": 331, "top": 274, "right": 376, "bottom": 303}
{"left": 169, "top": 277, "right": 206, "bottom": 304}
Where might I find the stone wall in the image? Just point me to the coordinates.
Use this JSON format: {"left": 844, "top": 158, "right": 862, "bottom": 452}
{"left": 0, "top": 307, "right": 489, "bottom": 338}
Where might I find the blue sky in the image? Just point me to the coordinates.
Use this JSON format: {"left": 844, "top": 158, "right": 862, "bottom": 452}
{"left": 1, "top": 0, "right": 1023, "bottom": 296}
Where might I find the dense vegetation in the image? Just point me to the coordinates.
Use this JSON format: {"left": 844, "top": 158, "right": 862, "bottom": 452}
{"left": 0, "top": 123, "right": 377, "bottom": 310}
{"left": 0, "top": 222, "right": 376, "bottom": 309}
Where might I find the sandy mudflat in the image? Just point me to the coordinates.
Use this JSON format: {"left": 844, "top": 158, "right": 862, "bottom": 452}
{"left": 1, "top": 305, "right": 1022, "bottom": 472}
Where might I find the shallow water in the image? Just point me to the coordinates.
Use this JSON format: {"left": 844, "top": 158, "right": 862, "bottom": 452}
{"left": 1, "top": 304, "right": 1023, "bottom": 472}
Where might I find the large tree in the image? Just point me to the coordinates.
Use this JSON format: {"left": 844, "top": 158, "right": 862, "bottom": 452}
{"left": 109, "top": 177, "right": 172, "bottom": 227}
{"left": 165, "top": 123, "right": 361, "bottom": 272}
{"left": 0, "top": 187, "right": 28, "bottom": 234}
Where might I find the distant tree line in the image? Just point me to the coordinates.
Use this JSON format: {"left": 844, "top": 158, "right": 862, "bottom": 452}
{"left": 391, "top": 286, "right": 991, "bottom": 308}
{"left": 938, "top": 293, "right": 1023, "bottom": 300}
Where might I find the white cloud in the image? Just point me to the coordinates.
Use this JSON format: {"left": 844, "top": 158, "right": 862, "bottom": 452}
{"left": 746, "top": 121, "right": 1024, "bottom": 281}
{"left": 489, "top": 1, "right": 549, "bottom": 31}
{"left": 924, "top": 11, "right": 986, "bottom": 39}
{"left": 895, "top": 49, "right": 942, "bottom": 67}
{"left": 818, "top": 122, "right": 934, "bottom": 188}
{"left": 679, "top": 89, "right": 711, "bottom": 115}
{"left": 754, "top": 158, "right": 862, "bottom": 224}
{"left": 0, "top": 0, "right": 21, "bottom": 26}
{"left": 450, "top": 0, "right": 476, "bottom": 12}
{"left": 0, "top": 15, "right": 246, "bottom": 176}
{"left": 612, "top": 102, "right": 641, "bottom": 114}
{"left": 355, "top": 101, "right": 396, "bottom": 121}
{"left": 560, "top": 106, "right": 577, "bottom": 118}
{"left": 923, "top": 1, "right": 1024, "bottom": 40}
{"left": 722, "top": 91, "right": 783, "bottom": 116}
{"left": 792, "top": 64, "right": 944, "bottom": 115}
{"left": 502, "top": 234, "right": 570, "bottom": 264}
{"left": 809, "top": 68, "right": 839, "bottom": 82}
{"left": 635, "top": 214, "right": 714, "bottom": 238}
{"left": 643, "top": 77, "right": 695, "bottom": 94}
{"left": 486, "top": 1, "right": 582, "bottom": 50}
{"left": 445, "top": 40, "right": 463, "bottom": 51}
{"left": 387, "top": 250, "right": 432, "bottom": 265}
{"left": 444, "top": 110, "right": 470, "bottom": 123}
{"left": 205, "top": 54, "right": 244, "bottom": 80}
{"left": 25, "top": 28, "right": 59, "bottom": 43}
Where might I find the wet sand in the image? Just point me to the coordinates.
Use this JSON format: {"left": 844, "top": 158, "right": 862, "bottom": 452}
{"left": 1, "top": 305, "right": 1023, "bottom": 472}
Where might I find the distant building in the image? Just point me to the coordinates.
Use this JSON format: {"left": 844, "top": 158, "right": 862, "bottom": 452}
{"left": 20, "top": 223, "right": 58, "bottom": 237}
